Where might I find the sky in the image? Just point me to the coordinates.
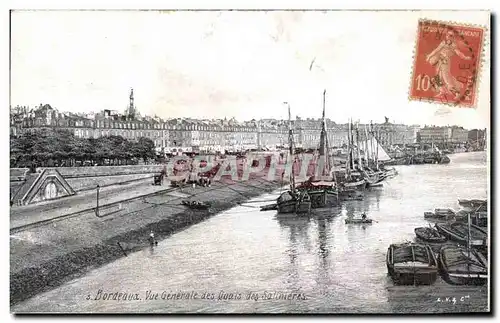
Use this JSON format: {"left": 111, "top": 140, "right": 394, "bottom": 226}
{"left": 10, "top": 10, "right": 490, "bottom": 128}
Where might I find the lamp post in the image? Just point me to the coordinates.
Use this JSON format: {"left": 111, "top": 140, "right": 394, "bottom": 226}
{"left": 96, "top": 184, "right": 100, "bottom": 215}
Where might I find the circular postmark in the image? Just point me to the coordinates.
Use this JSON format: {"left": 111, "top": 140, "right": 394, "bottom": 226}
{"left": 417, "top": 19, "right": 480, "bottom": 107}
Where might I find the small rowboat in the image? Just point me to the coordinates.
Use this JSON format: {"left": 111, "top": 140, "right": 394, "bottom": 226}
{"left": 181, "top": 200, "right": 211, "bottom": 210}
{"left": 414, "top": 227, "right": 447, "bottom": 243}
{"left": 345, "top": 217, "right": 373, "bottom": 224}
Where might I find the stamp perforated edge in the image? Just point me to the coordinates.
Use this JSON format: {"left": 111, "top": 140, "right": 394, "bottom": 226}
{"left": 408, "top": 18, "right": 489, "bottom": 109}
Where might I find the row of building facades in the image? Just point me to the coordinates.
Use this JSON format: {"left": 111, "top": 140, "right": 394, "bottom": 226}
{"left": 10, "top": 103, "right": 474, "bottom": 154}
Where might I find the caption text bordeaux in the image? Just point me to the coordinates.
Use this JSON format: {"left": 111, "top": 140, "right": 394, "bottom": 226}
{"left": 88, "top": 289, "right": 307, "bottom": 301}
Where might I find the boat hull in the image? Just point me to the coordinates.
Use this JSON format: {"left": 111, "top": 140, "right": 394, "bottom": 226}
{"left": 441, "top": 270, "right": 488, "bottom": 286}
{"left": 342, "top": 180, "right": 367, "bottom": 191}
{"left": 277, "top": 197, "right": 311, "bottom": 214}
{"left": 181, "top": 200, "right": 210, "bottom": 210}
{"left": 387, "top": 267, "right": 439, "bottom": 286}
{"left": 295, "top": 201, "right": 312, "bottom": 214}
{"left": 439, "top": 246, "right": 488, "bottom": 285}
{"left": 277, "top": 200, "right": 297, "bottom": 214}
{"left": 345, "top": 218, "right": 373, "bottom": 224}
{"left": 260, "top": 203, "right": 277, "bottom": 211}
{"left": 306, "top": 190, "right": 339, "bottom": 208}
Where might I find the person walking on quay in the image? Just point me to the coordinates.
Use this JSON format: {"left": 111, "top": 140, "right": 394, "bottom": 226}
{"left": 148, "top": 231, "right": 157, "bottom": 246}
{"left": 161, "top": 166, "right": 167, "bottom": 185}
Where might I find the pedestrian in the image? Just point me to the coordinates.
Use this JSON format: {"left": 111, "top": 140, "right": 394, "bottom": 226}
{"left": 148, "top": 231, "right": 155, "bottom": 246}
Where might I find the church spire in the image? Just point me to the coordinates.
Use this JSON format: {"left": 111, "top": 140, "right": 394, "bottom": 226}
{"left": 127, "top": 88, "right": 135, "bottom": 120}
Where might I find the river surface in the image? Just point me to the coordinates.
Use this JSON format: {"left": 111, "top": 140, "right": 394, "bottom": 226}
{"left": 12, "top": 151, "right": 489, "bottom": 313}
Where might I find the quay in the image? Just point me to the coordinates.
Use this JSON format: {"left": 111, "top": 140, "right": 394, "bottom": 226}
{"left": 10, "top": 165, "right": 286, "bottom": 306}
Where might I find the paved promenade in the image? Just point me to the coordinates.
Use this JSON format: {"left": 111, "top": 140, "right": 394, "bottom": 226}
{"left": 10, "top": 178, "right": 173, "bottom": 230}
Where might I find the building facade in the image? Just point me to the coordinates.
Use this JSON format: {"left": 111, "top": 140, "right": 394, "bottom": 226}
{"left": 418, "top": 126, "right": 469, "bottom": 146}
{"left": 9, "top": 96, "right": 433, "bottom": 155}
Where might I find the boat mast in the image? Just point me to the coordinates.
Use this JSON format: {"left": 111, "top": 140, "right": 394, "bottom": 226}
{"left": 287, "top": 103, "right": 296, "bottom": 192}
{"left": 350, "top": 119, "right": 355, "bottom": 171}
{"left": 346, "top": 120, "right": 351, "bottom": 180}
{"left": 369, "top": 121, "right": 373, "bottom": 168}
{"left": 319, "top": 89, "right": 330, "bottom": 176}
{"left": 374, "top": 125, "right": 380, "bottom": 170}
{"left": 365, "top": 124, "right": 371, "bottom": 168}
{"left": 467, "top": 209, "right": 471, "bottom": 275}
{"left": 356, "top": 122, "right": 363, "bottom": 171}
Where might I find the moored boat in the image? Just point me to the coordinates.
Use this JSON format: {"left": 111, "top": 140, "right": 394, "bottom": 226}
{"left": 386, "top": 243, "right": 438, "bottom": 285}
{"left": 438, "top": 155, "right": 451, "bottom": 164}
{"left": 181, "top": 200, "right": 211, "bottom": 210}
{"left": 424, "top": 211, "right": 436, "bottom": 219}
{"left": 275, "top": 104, "right": 312, "bottom": 215}
{"left": 294, "top": 90, "right": 341, "bottom": 209}
{"left": 414, "top": 227, "right": 447, "bottom": 243}
{"left": 295, "top": 179, "right": 339, "bottom": 208}
{"left": 458, "top": 198, "right": 487, "bottom": 208}
{"left": 434, "top": 208, "right": 456, "bottom": 217}
{"left": 342, "top": 178, "right": 367, "bottom": 191}
{"left": 345, "top": 218, "right": 373, "bottom": 224}
{"left": 453, "top": 209, "right": 471, "bottom": 223}
{"left": 435, "top": 222, "right": 487, "bottom": 246}
{"left": 439, "top": 246, "right": 487, "bottom": 285}
{"left": 276, "top": 190, "right": 311, "bottom": 214}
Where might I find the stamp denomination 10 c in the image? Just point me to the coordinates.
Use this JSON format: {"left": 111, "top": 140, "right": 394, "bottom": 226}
{"left": 409, "top": 19, "right": 486, "bottom": 108}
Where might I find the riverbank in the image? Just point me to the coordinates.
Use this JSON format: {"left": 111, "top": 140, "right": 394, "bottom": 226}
{"left": 10, "top": 173, "right": 285, "bottom": 306}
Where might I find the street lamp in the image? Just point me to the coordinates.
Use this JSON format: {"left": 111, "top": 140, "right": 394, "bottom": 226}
{"left": 95, "top": 184, "right": 100, "bottom": 216}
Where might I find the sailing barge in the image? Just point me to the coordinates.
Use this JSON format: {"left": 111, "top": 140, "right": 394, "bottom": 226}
{"left": 386, "top": 243, "right": 438, "bottom": 285}
{"left": 276, "top": 103, "right": 312, "bottom": 215}
{"left": 294, "top": 90, "right": 339, "bottom": 208}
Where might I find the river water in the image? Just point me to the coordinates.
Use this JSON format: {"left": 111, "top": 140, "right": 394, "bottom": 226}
{"left": 12, "top": 151, "right": 489, "bottom": 313}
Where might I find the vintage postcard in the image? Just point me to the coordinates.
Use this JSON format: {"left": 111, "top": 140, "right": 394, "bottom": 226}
{"left": 9, "top": 10, "right": 490, "bottom": 314}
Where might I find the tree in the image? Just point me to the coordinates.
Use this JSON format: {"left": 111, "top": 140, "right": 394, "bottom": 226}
{"left": 137, "top": 137, "right": 156, "bottom": 163}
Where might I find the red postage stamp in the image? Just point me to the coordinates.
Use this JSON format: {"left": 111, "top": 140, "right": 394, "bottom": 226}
{"left": 409, "top": 19, "right": 486, "bottom": 108}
